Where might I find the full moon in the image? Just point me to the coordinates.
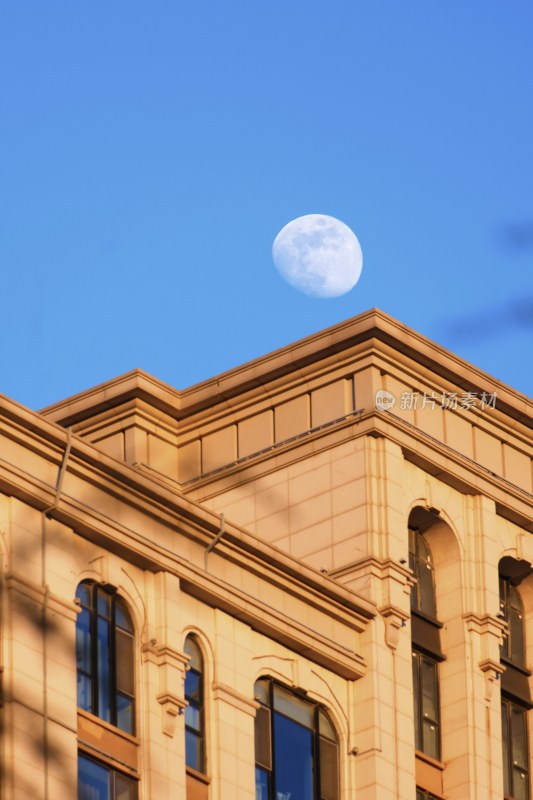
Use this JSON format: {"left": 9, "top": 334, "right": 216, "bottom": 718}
{"left": 272, "top": 214, "right": 363, "bottom": 298}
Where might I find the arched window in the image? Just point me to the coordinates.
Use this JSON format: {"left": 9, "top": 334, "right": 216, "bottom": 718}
{"left": 184, "top": 636, "right": 205, "bottom": 774}
{"left": 409, "top": 528, "right": 436, "bottom": 618}
{"left": 409, "top": 528, "right": 443, "bottom": 761}
{"left": 499, "top": 564, "right": 532, "bottom": 800}
{"left": 500, "top": 575, "right": 526, "bottom": 666}
{"left": 254, "top": 678, "right": 339, "bottom": 800}
{"left": 75, "top": 581, "right": 135, "bottom": 734}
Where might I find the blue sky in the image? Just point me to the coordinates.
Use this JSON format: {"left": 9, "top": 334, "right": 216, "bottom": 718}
{"left": 2, "top": 1, "right": 532, "bottom": 410}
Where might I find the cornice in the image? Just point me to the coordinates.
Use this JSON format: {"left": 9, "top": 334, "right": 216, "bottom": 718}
{"left": 0, "top": 393, "right": 375, "bottom": 621}
{"left": 37, "top": 309, "right": 532, "bottom": 431}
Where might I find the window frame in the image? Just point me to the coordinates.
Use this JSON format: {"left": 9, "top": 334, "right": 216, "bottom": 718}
{"left": 412, "top": 650, "right": 441, "bottom": 762}
{"left": 409, "top": 527, "right": 437, "bottom": 620}
{"left": 184, "top": 635, "right": 206, "bottom": 775}
{"left": 76, "top": 581, "right": 135, "bottom": 735}
{"left": 409, "top": 529, "right": 443, "bottom": 764}
{"left": 500, "top": 575, "right": 527, "bottom": 668}
{"left": 501, "top": 696, "right": 530, "bottom": 800}
{"left": 78, "top": 752, "right": 138, "bottom": 800}
{"left": 254, "top": 677, "right": 340, "bottom": 800}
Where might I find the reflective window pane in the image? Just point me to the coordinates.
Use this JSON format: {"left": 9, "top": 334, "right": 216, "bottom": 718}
{"left": 78, "top": 754, "right": 137, "bottom": 800}
{"left": 185, "top": 670, "right": 201, "bottom": 704}
{"left": 254, "top": 680, "right": 339, "bottom": 800}
{"left": 413, "top": 651, "right": 440, "bottom": 759}
{"left": 502, "top": 701, "right": 511, "bottom": 797}
{"left": 511, "top": 706, "right": 528, "bottom": 771}
{"left": 116, "top": 694, "right": 134, "bottom": 736}
{"left": 97, "top": 617, "right": 111, "bottom": 723}
{"left": 185, "top": 704, "right": 201, "bottom": 733}
{"left": 255, "top": 767, "right": 270, "bottom": 800}
{"left": 75, "top": 583, "right": 135, "bottom": 735}
{"left": 319, "top": 736, "right": 339, "bottom": 800}
{"left": 77, "top": 584, "right": 91, "bottom": 609}
{"left": 422, "top": 718, "right": 439, "bottom": 761}
{"left": 410, "top": 532, "right": 437, "bottom": 618}
{"left": 77, "top": 674, "right": 92, "bottom": 713}
{"left": 115, "top": 773, "right": 138, "bottom": 800}
{"left": 510, "top": 604, "right": 525, "bottom": 665}
{"left": 255, "top": 706, "right": 272, "bottom": 770}
{"left": 254, "top": 679, "right": 270, "bottom": 706}
{"left": 274, "top": 712, "right": 314, "bottom": 800}
{"left": 421, "top": 658, "right": 438, "bottom": 721}
{"left": 76, "top": 608, "right": 92, "bottom": 674}
{"left": 418, "top": 563, "right": 436, "bottom": 618}
{"left": 184, "top": 636, "right": 204, "bottom": 773}
{"left": 115, "top": 600, "right": 133, "bottom": 633}
{"left": 412, "top": 653, "right": 421, "bottom": 751}
{"left": 514, "top": 769, "right": 529, "bottom": 800}
{"left": 78, "top": 755, "right": 109, "bottom": 800}
{"left": 186, "top": 729, "right": 203, "bottom": 772}
{"left": 116, "top": 629, "right": 134, "bottom": 696}
{"left": 502, "top": 698, "right": 530, "bottom": 800}
{"left": 499, "top": 577, "right": 526, "bottom": 666}
{"left": 318, "top": 709, "right": 336, "bottom": 742}
{"left": 274, "top": 685, "right": 314, "bottom": 729}
{"left": 97, "top": 590, "right": 111, "bottom": 620}
{"left": 184, "top": 637, "right": 202, "bottom": 671}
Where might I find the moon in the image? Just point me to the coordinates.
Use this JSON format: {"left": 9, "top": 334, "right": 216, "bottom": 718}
{"left": 272, "top": 214, "right": 363, "bottom": 298}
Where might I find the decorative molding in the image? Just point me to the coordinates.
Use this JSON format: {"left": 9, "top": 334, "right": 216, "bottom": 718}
{"left": 379, "top": 604, "right": 410, "bottom": 651}
{"left": 141, "top": 641, "right": 188, "bottom": 669}
{"left": 212, "top": 682, "right": 257, "bottom": 716}
{"left": 142, "top": 641, "right": 189, "bottom": 737}
{"left": 156, "top": 692, "right": 187, "bottom": 737}
{"left": 479, "top": 658, "right": 505, "bottom": 702}
{"left": 463, "top": 612, "right": 506, "bottom": 640}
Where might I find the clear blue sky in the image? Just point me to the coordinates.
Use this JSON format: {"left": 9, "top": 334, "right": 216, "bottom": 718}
{"left": 2, "top": 2, "right": 532, "bottom": 410}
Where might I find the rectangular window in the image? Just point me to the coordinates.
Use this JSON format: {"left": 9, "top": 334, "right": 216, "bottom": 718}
{"left": 412, "top": 650, "right": 440, "bottom": 760}
{"left": 78, "top": 754, "right": 137, "bottom": 800}
{"left": 502, "top": 698, "right": 530, "bottom": 800}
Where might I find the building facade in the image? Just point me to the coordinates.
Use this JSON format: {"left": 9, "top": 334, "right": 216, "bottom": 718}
{"left": 0, "top": 308, "right": 532, "bottom": 799}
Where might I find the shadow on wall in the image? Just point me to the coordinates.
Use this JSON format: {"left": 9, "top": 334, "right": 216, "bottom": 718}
{"left": 0, "top": 520, "right": 77, "bottom": 797}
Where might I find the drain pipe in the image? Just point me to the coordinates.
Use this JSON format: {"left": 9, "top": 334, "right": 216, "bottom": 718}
{"left": 41, "top": 514, "right": 50, "bottom": 800}
{"left": 44, "top": 427, "right": 73, "bottom": 517}
{"left": 204, "top": 514, "right": 225, "bottom": 571}
{"left": 40, "top": 427, "right": 72, "bottom": 799}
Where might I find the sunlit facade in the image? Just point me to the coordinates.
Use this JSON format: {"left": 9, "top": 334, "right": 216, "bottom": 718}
{"left": 0, "top": 308, "right": 532, "bottom": 799}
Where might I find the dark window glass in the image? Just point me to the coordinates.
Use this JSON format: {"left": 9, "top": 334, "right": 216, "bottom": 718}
{"left": 75, "top": 582, "right": 135, "bottom": 734}
{"left": 76, "top": 605, "right": 92, "bottom": 712}
{"left": 79, "top": 755, "right": 108, "bottom": 800}
{"left": 97, "top": 616, "right": 111, "bottom": 723}
{"left": 255, "top": 705, "right": 272, "bottom": 770}
{"left": 184, "top": 636, "right": 205, "bottom": 773}
{"left": 409, "top": 529, "right": 436, "bottom": 618}
{"left": 78, "top": 754, "right": 137, "bottom": 800}
{"left": 254, "top": 678, "right": 339, "bottom": 800}
{"left": 274, "top": 712, "right": 313, "bottom": 800}
{"left": 410, "top": 529, "right": 441, "bottom": 766}
{"left": 256, "top": 767, "right": 270, "bottom": 800}
{"left": 500, "top": 576, "right": 526, "bottom": 666}
{"left": 502, "top": 698, "right": 530, "bottom": 800}
{"left": 412, "top": 651, "right": 440, "bottom": 760}
{"left": 319, "top": 736, "right": 339, "bottom": 800}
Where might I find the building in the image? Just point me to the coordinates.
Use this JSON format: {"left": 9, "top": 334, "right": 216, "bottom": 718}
{"left": 0, "top": 308, "right": 532, "bottom": 800}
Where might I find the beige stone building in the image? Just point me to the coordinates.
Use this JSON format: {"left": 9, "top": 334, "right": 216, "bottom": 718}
{"left": 0, "top": 308, "right": 532, "bottom": 800}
